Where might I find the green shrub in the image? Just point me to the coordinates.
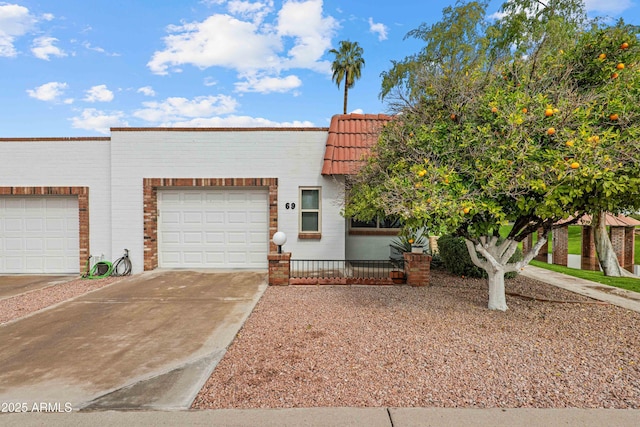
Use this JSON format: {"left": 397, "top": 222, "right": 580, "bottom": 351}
{"left": 437, "top": 234, "right": 523, "bottom": 279}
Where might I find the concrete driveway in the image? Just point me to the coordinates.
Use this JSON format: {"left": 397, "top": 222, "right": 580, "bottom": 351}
{"left": 0, "top": 275, "right": 75, "bottom": 300}
{"left": 0, "top": 270, "right": 267, "bottom": 410}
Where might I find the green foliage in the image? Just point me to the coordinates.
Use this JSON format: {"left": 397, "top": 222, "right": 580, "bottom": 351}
{"left": 390, "top": 229, "right": 428, "bottom": 254}
{"left": 438, "top": 235, "right": 523, "bottom": 279}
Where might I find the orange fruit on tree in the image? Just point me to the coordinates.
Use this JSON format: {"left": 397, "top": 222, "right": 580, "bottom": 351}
{"left": 617, "top": 63, "right": 625, "bottom": 70}
{"left": 621, "top": 42, "right": 629, "bottom": 50}
{"left": 598, "top": 53, "right": 606, "bottom": 60}
{"left": 570, "top": 162, "right": 580, "bottom": 169}
{"left": 408, "top": 238, "right": 414, "bottom": 244}
{"left": 611, "top": 72, "right": 619, "bottom": 79}
{"left": 565, "top": 140, "right": 574, "bottom": 147}
{"left": 450, "top": 113, "right": 457, "bottom": 121}
{"left": 491, "top": 106, "right": 498, "bottom": 113}
{"left": 522, "top": 107, "right": 528, "bottom": 113}
{"left": 610, "top": 113, "right": 619, "bottom": 121}
{"left": 418, "top": 169, "right": 427, "bottom": 177}
{"left": 545, "top": 108, "right": 554, "bottom": 117}
{"left": 547, "top": 127, "right": 556, "bottom": 135}
{"left": 463, "top": 207, "right": 470, "bottom": 214}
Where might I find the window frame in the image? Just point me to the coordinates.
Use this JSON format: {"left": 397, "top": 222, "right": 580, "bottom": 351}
{"left": 298, "top": 186, "right": 321, "bottom": 238}
{"left": 348, "top": 216, "right": 402, "bottom": 236}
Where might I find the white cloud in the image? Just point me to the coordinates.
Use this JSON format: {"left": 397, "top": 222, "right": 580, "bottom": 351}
{"left": 276, "top": 0, "right": 338, "bottom": 71}
{"left": 71, "top": 108, "right": 127, "bottom": 134}
{"left": 84, "top": 85, "right": 114, "bottom": 103}
{"left": 168, "top": 115, "right": 314, "bottom": 127}
{"left": 137, "top": 86, "right": 156, "bottom": 97}
{"left": 0, "top": 3, "right": 37, "bottom": 57}
{"left": 584, "top": 0, "right": 633, "bottom": 15}
{"left": 148, "top": 14, "right": 281, "bottom": 75}
{"left": 235, "top": 73, "right": 302, "bottom": 93}
{"left": 31, "top": 36, "right": 66, "bottom": 60}
{"left": 349, "top": 108, "right": 363, "bottom": 115}
{"left": 82, "top": 41, "right": 120, "bottom": 56}
{"left": 368, "top": 17, "right": 388, "bottom": 41}
{"left": 148, "top": 0, "right": 338, "bottom": 94}
{"left": 227, "top": 0, "right": 274, "bottom": 24}
{"left": 133, "top": 95, "right": 239, "bottom": 123}
{"left": 26, "top": 81, "right": 68, "bottom": 102}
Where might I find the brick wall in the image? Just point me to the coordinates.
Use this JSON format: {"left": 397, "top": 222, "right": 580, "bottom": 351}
{"left": 403, "top": 252, "right": 432, "bottom": 287}
{"left": 268, "top": 252, "right": 291, "bottom": 286}
{"left": 624, "top": 227, "right": 635, "bottom": 273}
{"left": 552, "top": 226, "right": 568, "bottom": 266}
{"left": 580, "top": 226, "right": 598, "bottom": 270}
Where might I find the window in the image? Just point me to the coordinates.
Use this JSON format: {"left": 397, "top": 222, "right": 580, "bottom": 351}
{"left": 349, "top": 216, "right": 402, "bottom": 235}
{"left": 299, "top": 187, "right": 321, "bottom": 238}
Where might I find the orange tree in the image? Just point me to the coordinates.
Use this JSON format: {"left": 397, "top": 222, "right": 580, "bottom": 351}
{"left": 345, "top": 11, "right": 640, "bottom": 310}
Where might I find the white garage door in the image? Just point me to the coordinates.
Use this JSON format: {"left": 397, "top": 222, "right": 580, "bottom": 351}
{"left": 158, "top": 188, "right": 269, "bottom": 269}
{"left": 0, "top": 196, "right": 79, "bottom": 273}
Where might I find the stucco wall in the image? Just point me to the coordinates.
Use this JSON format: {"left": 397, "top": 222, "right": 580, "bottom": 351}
{"left": 109, "top": 129, "right": 345, "bottom": 272}
{"left": 0, "top": 139, "right": 112, "bottom": 262}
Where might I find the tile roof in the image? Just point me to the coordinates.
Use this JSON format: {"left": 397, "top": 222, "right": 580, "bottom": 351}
{"left": 321, "top": 113, "right": 393, "bottom": 175}
{"left": 575, "top": 213, "right": 640, "bottom": 227}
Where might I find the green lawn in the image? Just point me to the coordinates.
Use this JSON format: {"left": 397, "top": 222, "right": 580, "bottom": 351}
{"left": 530, "top": 260, "right": 640, "bottom": 293}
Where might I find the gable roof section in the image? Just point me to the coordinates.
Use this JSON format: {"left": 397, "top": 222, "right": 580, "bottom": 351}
{"left": 321, "top": 113, "right": 393, "bottom": 175}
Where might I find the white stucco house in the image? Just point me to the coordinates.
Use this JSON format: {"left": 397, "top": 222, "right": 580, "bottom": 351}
{"left": 0, "top": 114, "right": 398, "bottom": 275}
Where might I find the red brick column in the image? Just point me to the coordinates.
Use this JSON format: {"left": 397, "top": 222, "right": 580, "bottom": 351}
{"left": 522, "top": 234, "right": 533, "bottom": 255}
{"left": 581, "top": 226, "right": 598, "bottom": 271}
{"left": 552, "top": 226, "right": 568, "bottom": 266}
{"left": 534, "top": 228, "right": 549, "bottom": 262}
{"left": 610, "top": 226, "right": 626, "bottom": 271}
{"left": 624, "top": 227, "right": 635, "bottom": 273}
{"left": 268, "top": 252, "right": 291, "bottom": 286}
{"left": 403, "top": 253, "right": 432, "bottom": 287}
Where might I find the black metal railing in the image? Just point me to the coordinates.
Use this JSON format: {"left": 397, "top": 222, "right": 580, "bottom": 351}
{"left": 290, "top": 259, "right": 404, "bottom": 279}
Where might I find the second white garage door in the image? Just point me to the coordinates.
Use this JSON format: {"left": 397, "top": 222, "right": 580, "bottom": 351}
{"left": 158, "top": 188, "right": 269, "bottom": 269}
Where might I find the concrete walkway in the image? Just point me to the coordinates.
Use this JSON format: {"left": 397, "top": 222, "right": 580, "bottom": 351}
{"left": 2, "top": 407, "right": 640, "bottom": 426}
{"left": 520, "top": 265, "right": 640, "bottom": 313}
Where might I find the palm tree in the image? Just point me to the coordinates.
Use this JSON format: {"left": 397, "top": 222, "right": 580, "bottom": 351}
{"left": 329, "top": 40, "right": 365, "bottom": 114}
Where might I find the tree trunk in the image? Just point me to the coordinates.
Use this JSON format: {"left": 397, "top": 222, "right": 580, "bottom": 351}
{"left": 487, "top": 267, "right": 508, "bottom": 311}
{"left": 592, "top": 211, "right": 636, "bottom": 277}
{"left": 343, "top": 85, "right": 348, "bottom": 114}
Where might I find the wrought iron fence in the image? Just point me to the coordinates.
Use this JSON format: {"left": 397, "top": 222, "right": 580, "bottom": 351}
{"left": 290, "top": 259, "right": 404, "bottom": 279}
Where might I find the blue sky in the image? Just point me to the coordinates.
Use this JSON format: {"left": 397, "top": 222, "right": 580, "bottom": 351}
{"left": 1, "top": 0, "right": 638, "bottom": 136}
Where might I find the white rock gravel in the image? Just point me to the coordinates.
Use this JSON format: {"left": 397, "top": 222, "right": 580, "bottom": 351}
{"left": 193, "top": 270, "right": 640, "bottom": 409}
{"left": 0, "top": 276, "right": 122, "bottom": 324}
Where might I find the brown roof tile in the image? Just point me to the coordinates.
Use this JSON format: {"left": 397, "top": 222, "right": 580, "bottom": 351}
{"left": 321, "top": 113, "right": 393, "bottom": 175}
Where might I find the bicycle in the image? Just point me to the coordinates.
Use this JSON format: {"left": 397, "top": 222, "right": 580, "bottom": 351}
{"left": 112, "top": 249, "right": 132, "bottom": 276}
{"left": 82, "top": 255, "right": 113, "bottom": 279}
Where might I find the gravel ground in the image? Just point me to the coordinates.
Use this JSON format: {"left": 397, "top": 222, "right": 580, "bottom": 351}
{"left": 0, "top": 276, "right": 122, "bottom": 324}
{"left": 193, "top": 270, "right": 640, "bottom": 409}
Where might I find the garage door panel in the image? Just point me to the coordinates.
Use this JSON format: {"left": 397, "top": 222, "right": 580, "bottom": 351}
{"left": 0, "top": 196, "right": 80, "bottom": 273}
{"left": 161, "top": 211, "right": 181, "bottom": 225}
{"left": 5, "top": 218, "right": 22, "bottom": 232}
{"left": 25, "top": 218, "right": 44, "bottom": 232}
{"left": 206, "top": 232, "right": 224, "bottom": 244}
{"left": 158, "top": 188, "right": 267, "bottom": 269}
{"left": 183, "top": 211, "right": 203, "bottom": 224}
{"left": 205, "top": 211, "right": 224, "bottom": 224}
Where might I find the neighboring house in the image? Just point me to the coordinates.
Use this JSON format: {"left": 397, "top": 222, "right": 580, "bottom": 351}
{"left": 0, "top": 114, "right": 394, "bottom": 275}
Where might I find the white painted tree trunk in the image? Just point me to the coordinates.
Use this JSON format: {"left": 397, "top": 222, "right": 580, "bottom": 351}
{"left": 465, "top": 234, "right": 548, "bottom": 311}
{"left": 592, "top": 211, "right": 636, "bottom": 278}
{"left": 487, "top": 267, "right": 507, "bottom": 311}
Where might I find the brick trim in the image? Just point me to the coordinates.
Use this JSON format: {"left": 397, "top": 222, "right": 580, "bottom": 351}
{"left": 142, "top": 178, "right": 278, "bottom": 271}
{"left": 0, "top": 186, "right": 89, "bottom": 273}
